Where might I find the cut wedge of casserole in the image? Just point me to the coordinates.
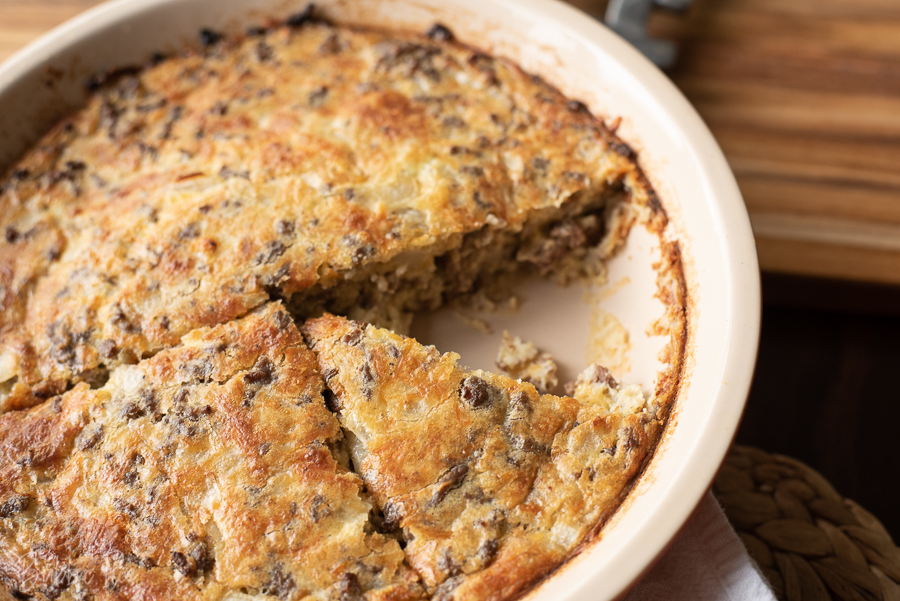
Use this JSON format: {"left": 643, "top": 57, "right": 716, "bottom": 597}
{"left": 302, "top": 314, "right": 661, "bottom": 601}
{"left": 0, "top": 304, "right": 423, "bottom": 601}
{"left": 0, "top": 18, "right": 665, "bottom": 411}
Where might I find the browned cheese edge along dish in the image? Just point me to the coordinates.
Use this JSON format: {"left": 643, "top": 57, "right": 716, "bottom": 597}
{"left": 0, "top": 7, "right": 687, "bottom": 601}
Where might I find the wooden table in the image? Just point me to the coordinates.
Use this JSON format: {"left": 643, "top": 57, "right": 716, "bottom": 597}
{"left": 4, "top": 0, "right": 900, "bottom": 285}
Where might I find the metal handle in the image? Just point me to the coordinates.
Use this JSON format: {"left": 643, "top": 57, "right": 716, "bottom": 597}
{"left": 604, "top": 0, "right": 692, "bottom": 69}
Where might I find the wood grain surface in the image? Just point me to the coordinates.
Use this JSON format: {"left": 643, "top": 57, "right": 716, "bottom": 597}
{"left": 664, "top": 0, "right": 900, "bottom": 285}
{"left": 2, "top": 0, "right": 899, "bottom": 284}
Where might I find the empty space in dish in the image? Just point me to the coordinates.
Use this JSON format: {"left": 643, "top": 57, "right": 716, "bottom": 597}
{"left": 413, "top": 224, "right": 669, "bottom": 396}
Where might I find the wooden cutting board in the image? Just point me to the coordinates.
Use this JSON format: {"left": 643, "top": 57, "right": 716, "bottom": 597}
{"left": 4, "top": 0, "right": 900, "bottom": 285}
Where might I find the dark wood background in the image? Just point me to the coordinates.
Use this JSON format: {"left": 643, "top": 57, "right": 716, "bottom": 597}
{"left": 2, "top": 0, "right": 898, "bottom": 540}
{"left": 743, "top": 274, "right": 900, "bottom": 541}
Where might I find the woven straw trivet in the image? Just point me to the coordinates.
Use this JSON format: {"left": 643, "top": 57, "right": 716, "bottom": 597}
{"left": 713, "top": 445, "right": 900, "bottom": 601}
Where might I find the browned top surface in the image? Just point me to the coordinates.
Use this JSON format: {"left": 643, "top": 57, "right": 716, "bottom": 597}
{"left": 0, "top": 303, "right": 423, "bottom": 600}
{"left": 0, "top": 17, "right": 648, "bottom": 408}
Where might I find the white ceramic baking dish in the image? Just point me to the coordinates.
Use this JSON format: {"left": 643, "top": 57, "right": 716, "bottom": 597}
{"left": 0, "top": 1, "right": 761, "bottom": 599}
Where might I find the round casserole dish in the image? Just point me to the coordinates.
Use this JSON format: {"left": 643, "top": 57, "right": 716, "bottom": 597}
{"left": 0, "top": 1, "right": 761, "bottom": 600}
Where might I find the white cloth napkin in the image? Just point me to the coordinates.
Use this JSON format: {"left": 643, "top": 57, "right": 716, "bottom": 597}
{"left": 624, "top": 492, "right": 777, "bottom": 601}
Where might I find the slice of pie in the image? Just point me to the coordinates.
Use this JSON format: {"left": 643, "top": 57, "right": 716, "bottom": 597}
{"left": 0, "top": 303, "right": 422, "bottom": 600}
{"left": 302, "top": 314, "right": 661, "bottom": 601}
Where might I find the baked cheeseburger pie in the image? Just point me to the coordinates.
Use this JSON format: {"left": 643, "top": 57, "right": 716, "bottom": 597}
{"left": 0, "top": 9, "right": 687, "bottom": 601}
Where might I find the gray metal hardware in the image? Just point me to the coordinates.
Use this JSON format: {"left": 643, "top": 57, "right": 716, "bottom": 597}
{"left": 604, "top": 0, "right": 693, "bottom": 69}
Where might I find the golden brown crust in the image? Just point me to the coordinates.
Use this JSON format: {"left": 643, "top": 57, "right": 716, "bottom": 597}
{"left": 0, "top": 304, "right": 423, "bottom": 601}
{"left": 302, "top": 314, "right": 662, "bottom": 601}
{"left": 0, "top": 21, "right": 651, "bottom": 406}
